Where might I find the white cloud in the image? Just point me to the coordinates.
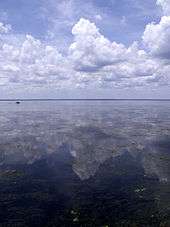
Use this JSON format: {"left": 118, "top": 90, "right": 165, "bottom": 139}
{"left": 157, "top": 0, "right": 170, "bottom": 15}
{"left": 143, "top": 16, "right": 170, "bottom": 59}
{"left": 0, "top": 22, "right": 11, "bottom": 34}
{"left": 42, "top": 0, "right": 105, "bottom": 45}
{"left": 0, "top": 8, "right": 170, "bottom": 92}
{"left": 68, "top": 19, "right": 164, "bottom": 88}
{"left": 0, "top": 30, "right": 71, "bottom": 88}
{"left": 95, "top": 14, "right": 102, "bottom": 21}
{"left": 69, "top": 18, "right": 127, "bottom": 72}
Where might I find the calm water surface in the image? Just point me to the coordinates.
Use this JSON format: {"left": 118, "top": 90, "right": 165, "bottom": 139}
{"left": 0, "top": 100, "right": 170, "bottom": 227}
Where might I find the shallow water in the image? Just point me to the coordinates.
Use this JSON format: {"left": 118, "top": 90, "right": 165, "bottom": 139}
{"left": 0, "top": 100, "right": 170, "bottom": 226}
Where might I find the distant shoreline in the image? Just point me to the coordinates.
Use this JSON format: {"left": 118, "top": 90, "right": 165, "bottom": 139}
{"left": 0, "top": 99, "right": 170, "bottom": 101}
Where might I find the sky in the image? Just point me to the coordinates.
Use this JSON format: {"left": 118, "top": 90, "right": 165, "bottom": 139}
{"left": 0, "top": 0, "right": 170, "bottom": 99}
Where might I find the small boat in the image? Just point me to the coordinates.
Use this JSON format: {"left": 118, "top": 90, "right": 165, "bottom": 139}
{"left": 16, "top": 101, "right": 20, "bottom": 104}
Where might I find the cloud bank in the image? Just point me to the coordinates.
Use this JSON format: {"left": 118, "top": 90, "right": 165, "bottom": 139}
{"left": 0, "top": 0, "right": 170, "bottom": 92}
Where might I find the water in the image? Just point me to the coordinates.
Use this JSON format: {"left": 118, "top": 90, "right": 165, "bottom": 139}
{"left": 0, "top": 100, "right": 170, "bottom": 226}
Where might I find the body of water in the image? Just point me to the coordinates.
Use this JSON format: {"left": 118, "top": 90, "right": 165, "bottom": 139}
{"left": 0, "top": 100, "right": 170, "bottom": 226}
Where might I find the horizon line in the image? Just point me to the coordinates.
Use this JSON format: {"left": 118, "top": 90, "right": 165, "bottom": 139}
{"left": 0, "top": 98, "right": 170, "bottom": 101}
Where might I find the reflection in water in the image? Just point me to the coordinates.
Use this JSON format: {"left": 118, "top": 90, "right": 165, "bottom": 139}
{"left": 0, "top": 100, "right": 170, "bottom": 226}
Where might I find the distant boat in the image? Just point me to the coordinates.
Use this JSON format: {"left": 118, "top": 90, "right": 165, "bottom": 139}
{"left": 16, "top": 101, "right": 20, "bottom": 104}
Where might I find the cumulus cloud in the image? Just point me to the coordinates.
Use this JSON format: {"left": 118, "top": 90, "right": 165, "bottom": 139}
{"left": 69, "top": 18, "right": 127, "bottom": 72}
{"left": 140, "top": 0, "right": 170, "bottom": 92}
{"left": 0, "top": 0, "right": 170, "bottom": 92}
{"left": 0, "top": 32, "right": 71, "bottom": 87}
{"left": 143, "top": 16, "right": 170, "bottom": 59}
{"left": 68, "top": 19, "right": 163, "bottom": 88}
{"left": 157, "top": 0, "right": 170, "bottom": 15}
{"left": 143, "top": 0, "right": 170, "bottom": 60}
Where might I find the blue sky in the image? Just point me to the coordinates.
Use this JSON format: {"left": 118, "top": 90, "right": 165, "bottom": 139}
{"left": 0, "top": 0, "right": 170, "bottom": 98}
{"left": 0, "top": 0, "right": 160, "bottom": 44}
